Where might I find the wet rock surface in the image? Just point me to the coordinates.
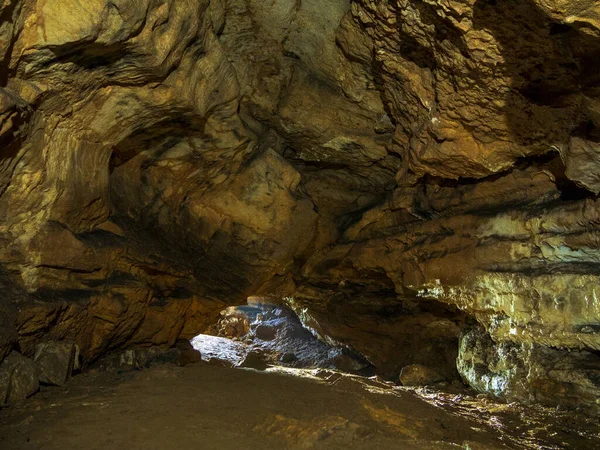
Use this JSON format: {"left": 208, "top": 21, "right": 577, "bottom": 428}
{"left": 458, "top": 323, "right": 600, "bottom": 414}
{"left": 0, "top": 363, "right": 599, "bottom": 450}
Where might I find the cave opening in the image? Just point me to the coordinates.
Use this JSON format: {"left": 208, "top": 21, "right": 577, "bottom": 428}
{"left": 190, "top": 297, "right": 375, "bottom": 378}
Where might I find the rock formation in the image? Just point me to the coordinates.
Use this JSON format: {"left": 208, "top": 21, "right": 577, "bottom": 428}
{"left": 1, "top": 0, "right": 600, "bottom": 411}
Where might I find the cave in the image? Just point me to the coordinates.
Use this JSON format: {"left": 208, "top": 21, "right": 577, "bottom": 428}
{"left": 1, "top": 0, "right": 600, "bottom": 448}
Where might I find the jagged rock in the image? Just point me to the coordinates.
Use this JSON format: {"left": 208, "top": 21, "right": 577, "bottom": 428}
{"left": 33, "top": 341, "right": 77, "bottom": 386}
{"left": 0, "top": 352, "right": 39, "bottom": 406}
{"left": 1, "top": 0, "right": 600, "bottom": 414}
{"left": 219, "top": 303, "right": 371, "bottom": 373}
{"left": 190, "top": 334, "right": 248, "bottom": 368}
{"left": 174, "top": 339, "right": 202, "bottom": 366}
{"left": 0, "top": 0, "right": 316, "bottom": 365}
{"left": 286, "top": 296, "right": 462, "bottom": 380}
{"left": 237, "top": 350, "right": 270, "bottom": 371}
{"left": 280, "top": 352, "right": 297, "bottom": 363}
{"left": 254, "top": 324, "right": 277, "bottom": 341}
{"left": 93, "top": 347, "right": 180, "bottom": 372}
{"left": 217, "top": 308, "right": 251, "bottom": 339}
{"left": 399, "top": 364, "right": 445, "bottom": 387}
{"left": 458, "top": 324, "right": 600, "bottom": 413}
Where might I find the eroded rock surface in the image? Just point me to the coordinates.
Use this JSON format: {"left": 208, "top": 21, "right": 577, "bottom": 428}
{"left": 0, "top": 352, "right": 38, "bottom": 406}
{"left": 193, "top": 303, "right": 370, "bottom": 373}
{"left": 399, "top": 364, "right": 445, "bottom": 387}
{"left": 458, "top": 323, "right": 600, "bottom": 413}
{"left": 0, "top": 0, "right": 318, "bottom": 364}
{"left": 2, "top": 0, "right": 600, "bottom": 411}
{"left": 33, "top": 341, "right": 77, "bottom": 386}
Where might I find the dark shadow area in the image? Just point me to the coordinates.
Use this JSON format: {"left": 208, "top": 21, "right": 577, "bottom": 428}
{"left": 405, "top": 1, "right": 471, "bottom": 62}
{"left": 0, "top": 0, "right": 20, "bottom": 86}
{"left": 48, "top": 42, "right": 127, "bottom": 71}
{"left": 108, "top": 117, "right": 206, "bottom": 173}
{"left": 472, "top": 0, "right": 600, "bottom": 149}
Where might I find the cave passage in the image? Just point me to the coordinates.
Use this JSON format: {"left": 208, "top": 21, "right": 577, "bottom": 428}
{"left": 190, "top": 298, "right": 374, "bottom": 376}
{"left": 3, "top": 0, "right": 600, "bottom": 448}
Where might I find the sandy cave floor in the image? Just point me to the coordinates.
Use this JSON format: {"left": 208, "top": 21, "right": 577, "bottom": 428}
{"left": 0, "top": 362, "right": 599, "bottom": 450}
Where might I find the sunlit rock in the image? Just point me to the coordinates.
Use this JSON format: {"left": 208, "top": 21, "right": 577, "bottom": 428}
{"left": 458, "top": 323, "right": 600, "bottom": 414}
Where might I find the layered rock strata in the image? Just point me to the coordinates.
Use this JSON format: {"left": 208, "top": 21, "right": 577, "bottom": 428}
{"left": 1, "top": 0, "right": 600, "bottom": 410}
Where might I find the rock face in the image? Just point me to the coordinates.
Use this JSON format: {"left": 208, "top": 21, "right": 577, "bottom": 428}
{"left": 458, "top": 324, "right": 600, "bottom": 414}
{"left": 2, "top": 0, "right": 600, "bottom": 411}
{"left": 399, "top": 364, "right": 445, "bottom": 387}
{"left": 0, "top": 352, "right": 39, "bottom": 406}
{"left": 34, "top": 341, "right": 77, "bottom": 386}
{"left": 0, "top": 0, "right": 317, "bottom": 364}
{"left": 205, "top": 303, "right": 370, "bottom": 373}
{"left": 237, "top": 350, "right": 270, "bottom": 371}
{"left": 92, "top": 346, "right": 182, "bottom": 371}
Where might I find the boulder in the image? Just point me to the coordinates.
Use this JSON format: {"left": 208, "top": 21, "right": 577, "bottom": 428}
{"left": 34, "top": 341, "right": 77, "bottom": 386}
{"left": 0, "top": 352, "right": 39, "bottom": 406}
{"left": 399, "top": 364, "right": 445, "bottom": 387}
{"left": 458, "top": 324, "right": 600, "bottom": 413}
{"left": 237, "top": 350, "right": 270, "bottom": 371}
{"left": 254, "top": 324, "right": 277, "bottom": 341}
{"left": 331, "top": 352, "right": 370, "bottom": 374}
{"left": 191, "top": 334, "right": 248, "bottom": 367}
{"left": 174, "top": 339, "right": 202, "bottom": 366}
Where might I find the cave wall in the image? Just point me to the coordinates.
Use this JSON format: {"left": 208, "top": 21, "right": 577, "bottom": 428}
{"left": 1, "top": 0, "right": 600, "bottom": 410}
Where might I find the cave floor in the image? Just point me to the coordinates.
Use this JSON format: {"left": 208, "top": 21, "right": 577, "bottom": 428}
{"left": 0, "top": 363, "right": 598, "bottom": 450}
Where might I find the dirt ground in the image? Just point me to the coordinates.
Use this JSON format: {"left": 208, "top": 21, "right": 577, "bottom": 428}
{"left": 0, "top": 362, "right": 598, "bottom": 450}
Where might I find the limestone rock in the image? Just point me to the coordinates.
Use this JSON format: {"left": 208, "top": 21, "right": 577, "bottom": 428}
{"left": 0, "top": 0, "right": 317, "bottom": 366}
{"left": 190, "top": 334, "right": 248, "bottom": 368}
{"left": 225, "top": 303, "right": 371, "bottom": 373}
{"left": 399, "top": 364, "right": 445, "bottom": 387}
{"left": 237, "top": 350, "right": 270, "bottom": 371}
{"left": 33, "top": 341, "right": 77, "bottom": 386}
{"left": 280, "top": 352, "right": 297, "bottom": 363}
{"left": 458, "top": 324, "right": 600, "bottom": 413}
{"left": 93, "top": 346, "right": 182, "bottom": 372}
{"left": 286, "top": 295, "right": 462, "bottom": 380}
{"left": 331, "top": 353, "right": 371, "bottom": 374}
{"left": 0, "top": 302, "right": 16, "bottom": 363}
{"left": 217, "top": 308, "right": 250, "bottom": 339}
{"left": 254, "top": 324, "right": 277, "bottom": 341}
{"left": 2, "top": 0, "right": 600, "bottom": 415}
{"left": 0, "top": 352, "right": 38, "bottom": 406}
{"left": 174, "top": 339, "right": 202, "bottom": 367}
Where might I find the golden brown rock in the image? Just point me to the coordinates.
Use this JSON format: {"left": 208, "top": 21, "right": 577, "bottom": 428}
{"left": 2, "top": 0, "right": 600, "bottom": 413}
